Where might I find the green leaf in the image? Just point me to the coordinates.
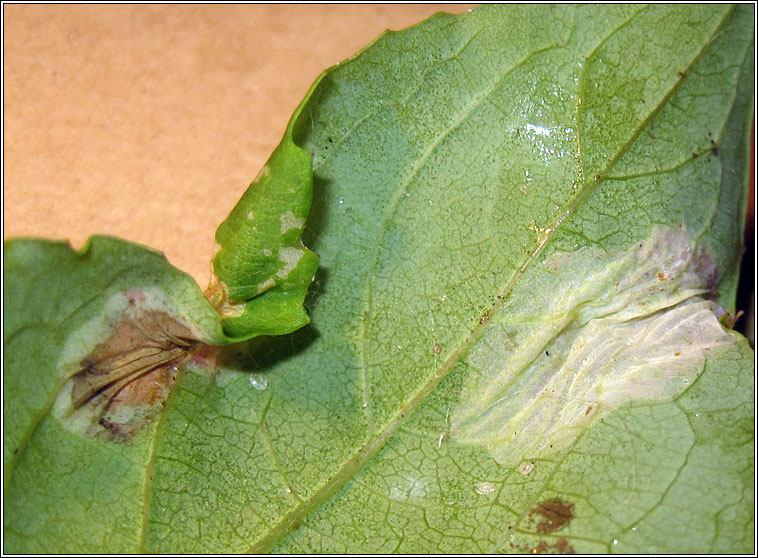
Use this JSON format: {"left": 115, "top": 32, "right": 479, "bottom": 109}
{"left": 209, "top": 96, "right": 320, "bottom": 339}
{"left": 3, "top": 236, "right": 226, "bottom": 552}
{"left": 3, "top": 4, "right": 754, "bottom": 554}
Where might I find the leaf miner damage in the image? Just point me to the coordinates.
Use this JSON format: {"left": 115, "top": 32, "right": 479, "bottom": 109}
{"left": 526, "top": 499, "right": 575, "bottom": 534}
{"left": 58, "top": 289, "right": 203, "bottom": 440}
{"left": 452, "top": 225, "right": 738, "bottom": 466}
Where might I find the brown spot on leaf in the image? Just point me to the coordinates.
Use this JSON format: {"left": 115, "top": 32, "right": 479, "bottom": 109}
{"left": 70, "top": 291, "right": 200, "bottom": 440}
{"left": 99, "top": 416, "right": 136, "bottom": 438}
{"left": 528, "top": 499, "right": 575, "bottom": 534}
{"left": 530, "top": 537, "right": 576, "bottom": 554}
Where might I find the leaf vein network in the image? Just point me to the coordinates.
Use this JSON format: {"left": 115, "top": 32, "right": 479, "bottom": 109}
{"left": 356, "top": 40, "right": 563, "bottom": 430}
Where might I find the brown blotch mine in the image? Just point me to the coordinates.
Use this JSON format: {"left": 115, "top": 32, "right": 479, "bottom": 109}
{"left": 528, "top": 499, "right": 575, "bottom": 534}
{"left": 529, "top": 537, "right": 576, "bottom": 554}
{"left": 71, "top": 294, "right": 200, "bottom": 440}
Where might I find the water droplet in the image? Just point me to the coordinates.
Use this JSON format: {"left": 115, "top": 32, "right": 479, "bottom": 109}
{"left": 338, "top": 196, "right": 344, "bottom": 205}
{"left": 249, "top": 374, "right": 267, "bottom": 390}
{"left": 475, "top": 481, "right": 496, "bottom": 495}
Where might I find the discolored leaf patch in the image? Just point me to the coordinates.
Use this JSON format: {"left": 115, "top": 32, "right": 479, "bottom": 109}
{"left": 65, "top": 290, "right": 200, "bottom": 440}
{"left": 529, "top": 537, "right": 576, "bottom": 554}
{"left": 526, "top": 499, "right": 575, "bottom": 534}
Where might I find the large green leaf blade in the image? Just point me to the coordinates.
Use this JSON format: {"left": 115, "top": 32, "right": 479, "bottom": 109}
{"left": 144, "top": 3, "right": 753, "bottom": 554}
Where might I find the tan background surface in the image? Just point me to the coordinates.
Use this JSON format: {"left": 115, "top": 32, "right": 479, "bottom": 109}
{"left": 4, "top": 4, "right": 476, "bottom": 287}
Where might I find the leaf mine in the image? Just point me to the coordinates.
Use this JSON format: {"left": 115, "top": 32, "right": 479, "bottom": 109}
{"left": 526, "top": 499, "right": 575, "bottom": 534}
{"left": 452, "top": 226, "right": 738, "bottom": 466}
{"left": 56, "top": 289, "right": 201, "bottom": 440}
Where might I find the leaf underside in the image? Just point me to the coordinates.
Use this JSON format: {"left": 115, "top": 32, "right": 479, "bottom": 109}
{"left": 3, "top": 4, "right": 754, "bottom": 554}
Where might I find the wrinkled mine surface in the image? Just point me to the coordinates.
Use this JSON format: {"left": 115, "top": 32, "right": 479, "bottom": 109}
{"left": 57, "top": 290, "right": 199, "bottom": 440}
{"left": 452, "top": 226, "right": 736, "bottom": 466}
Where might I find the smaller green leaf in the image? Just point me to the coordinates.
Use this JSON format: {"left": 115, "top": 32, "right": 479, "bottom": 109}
{"left": 3, "top": 235, "right": 226, "bottom": 552}
{"left": 209, "top": 95, "right": 320, "bottom": 339}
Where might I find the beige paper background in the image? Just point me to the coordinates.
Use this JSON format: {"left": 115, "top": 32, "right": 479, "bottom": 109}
{"left": 4, "top": 4, "right": 476, "bottom": 286}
